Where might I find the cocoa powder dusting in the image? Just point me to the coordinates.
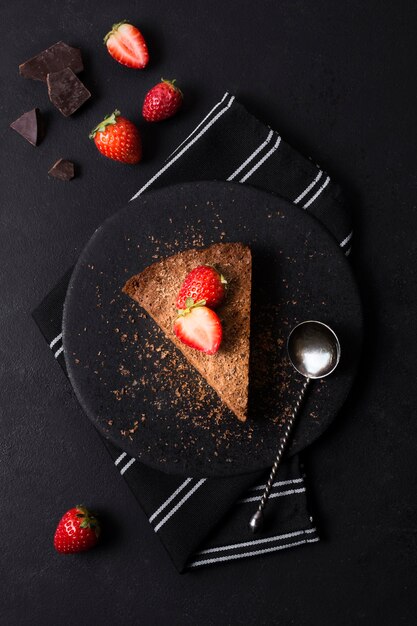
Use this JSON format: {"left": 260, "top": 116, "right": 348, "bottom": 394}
{"left": 71, "top": 227, "right": 330, "bottom": 472}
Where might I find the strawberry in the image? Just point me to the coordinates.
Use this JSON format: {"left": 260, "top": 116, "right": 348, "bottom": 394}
{"left": 104, "top": 21, "right": 149, "bottom": 69}
{"left": 174, "top": 300, "right": 222, "bottom": 355}
{"left": 89, "top": 110, "right": 142, "bottom": 164}
{"left": 176, "top": 265, "right": 227, "bottom": 310}
{"left": 54, "top": 505, "right": 100, "bottom": 554}
{"left": 142, "top": 79, "right": 183, "bottom": 122}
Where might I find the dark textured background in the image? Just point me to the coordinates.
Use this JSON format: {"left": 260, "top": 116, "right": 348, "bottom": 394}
{"left": 1, "top": 1, "right": 416, "bottom": 624}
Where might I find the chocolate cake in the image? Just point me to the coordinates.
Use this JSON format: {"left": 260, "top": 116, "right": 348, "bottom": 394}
{"left": 123, "top": 243, "right": 252, "bottom": 422}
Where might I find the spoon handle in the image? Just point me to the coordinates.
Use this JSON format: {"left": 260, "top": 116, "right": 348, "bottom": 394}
{"left": 249, "top": 377, "right": 310, "bottom": 533}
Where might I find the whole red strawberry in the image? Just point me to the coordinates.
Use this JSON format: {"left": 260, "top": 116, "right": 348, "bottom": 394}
{"left": 142, "top": 79, "right": 183, "bottom": 122}
{"left": 54, "top": 505, "right": 100, "bottom": 554}
{"left": 176, "top": 265, "right": 227, "bottom": 310}
{"left": 89, "top": 110, "right": 142, "bottom": 164}
{"left": 104, "top": 21, "right": 149, "bottom": 69}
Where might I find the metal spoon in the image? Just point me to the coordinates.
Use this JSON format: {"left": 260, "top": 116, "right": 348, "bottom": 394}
{"left": 249, "top": 320, "right": 341, "bottom": 532}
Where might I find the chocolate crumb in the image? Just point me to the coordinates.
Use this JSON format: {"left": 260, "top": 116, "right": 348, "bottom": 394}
{"left": 48, "top": 158, "right": 75, "bottom": 181}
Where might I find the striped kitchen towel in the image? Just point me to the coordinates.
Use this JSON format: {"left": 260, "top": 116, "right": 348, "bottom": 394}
{"left": 33, "top": 93, "right": 353, "bottom": 572}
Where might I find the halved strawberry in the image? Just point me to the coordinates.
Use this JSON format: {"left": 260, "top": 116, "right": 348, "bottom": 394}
{"left": 104, "top": 21, "right": 149, "bottom": 69}
{"left": 173, "top": 300, "right": 222, "bottom": 355}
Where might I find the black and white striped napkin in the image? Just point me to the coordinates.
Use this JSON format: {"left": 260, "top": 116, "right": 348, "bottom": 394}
{"left": 33, "top": 93, "right": 353, "bottom": 572}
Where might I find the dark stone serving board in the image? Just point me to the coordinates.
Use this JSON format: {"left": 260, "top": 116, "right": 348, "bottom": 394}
{"left": 63, "top": 181, "right": 362, "bottom": 477}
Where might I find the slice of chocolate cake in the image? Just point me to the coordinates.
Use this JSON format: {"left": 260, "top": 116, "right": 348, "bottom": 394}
{"left": 123, "top": 243, "right": 252, "bottom": 422}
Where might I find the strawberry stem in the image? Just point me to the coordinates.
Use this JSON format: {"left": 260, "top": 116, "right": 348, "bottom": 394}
{"left": 74, "top": 506, "right": 101, "bottom": 537}
{"left": 89, "top": 110, "right": 121, "bottom": 139}
{"left": 161, "top": 78, "right": 183, "bottom": 97}
{"left": 177, "top": 298, "right": 206, "bottom": 316}
{"left": 103, "top": 20, "right": 128, "bottom": 44}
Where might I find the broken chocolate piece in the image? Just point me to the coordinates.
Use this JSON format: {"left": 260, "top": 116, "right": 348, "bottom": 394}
{"left": 10, "top": 108, "right": 45, "bottom": 146}
{"left": 48, "top": 159, "right": 75, "bottom": 181}
{"left": 47, "top": 68, "right": 91, "bottom": 116}
{"left": 19, "top": 41, "right": 83, "bottom": 82}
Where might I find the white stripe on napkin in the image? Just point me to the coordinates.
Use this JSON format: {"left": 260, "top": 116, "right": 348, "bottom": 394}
{"left": 189, "top": 537, "right": 320, "bottom": 567}
{"left": 239, "top": 135, "right": 282, "bottom": 183}
{"left": 130, "top": 95, "right": 235, "bottom": 201}
{"left": 149, "top": 477, "right": 194, "bottom": 523}
{"left": 227, "top": 129, "right": 274, "bottom": 181}
{"left": 154, "top": 479, "right": 207, "bottom": 533}
{"left": 340, "top": 230, "right": 353, "bottom": 248}
{"left": 196, "top": 527, "right": 317, "bottom": 555}
{"left": 303, "top": 175, "right": 330, "bottom": 208}
{"left": 49, "top": 332, "right": 62, "bottom": 348}
{"left": 166, "top": 93, "right": 229, "bottom": 161}
{"left": 239, "top": 487, "right": 306, "bottom": 504}
{"left": 294, "top": 170, "right": 323, "bottom": 204}
{"left": 189, "top": 528, "right": 319, "bottom": 567}
{"left": 120, "top": 458, "right": 136, "bottom": 475}
{"left": 249, "top": 477, "right": 304, "bottom": 491}
{"left": 114, "top": 452, "right": 127, "bottom": 466}
{"left": 54, "top": 345, "right": 64, "bottom": 358}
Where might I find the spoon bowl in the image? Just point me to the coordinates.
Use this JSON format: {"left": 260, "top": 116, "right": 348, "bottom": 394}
{"left": 287, "top": 320, "right": 341, "bottom": 380}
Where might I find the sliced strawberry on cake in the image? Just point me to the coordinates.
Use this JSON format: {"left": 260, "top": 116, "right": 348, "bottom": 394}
{"left": 123, "top": 243, "right": 252, "bottom": 422}
{"left": 173, "top": 301, "right": 223, "bottom": 355}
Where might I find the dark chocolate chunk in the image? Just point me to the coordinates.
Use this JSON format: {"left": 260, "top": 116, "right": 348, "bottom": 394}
{"left": 10, "top": 108, "right": 45, "bottom": 146}
{"left": 47, "top": 68, "right": 91, "bottom": 116}
{"left": 48, "top": 159, "right": 75, "bottom": 181}
{"left": 19, "top": 41, "right": 83, "bottom": 82}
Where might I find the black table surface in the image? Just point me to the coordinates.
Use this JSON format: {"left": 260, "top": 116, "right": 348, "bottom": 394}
{"left": 2, "top": 1, "right": 416, "bottom": 624}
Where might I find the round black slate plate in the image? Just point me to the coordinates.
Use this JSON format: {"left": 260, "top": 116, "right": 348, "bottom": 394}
{"left": 63, "top": 181, "right": 362, "bottom": 477}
